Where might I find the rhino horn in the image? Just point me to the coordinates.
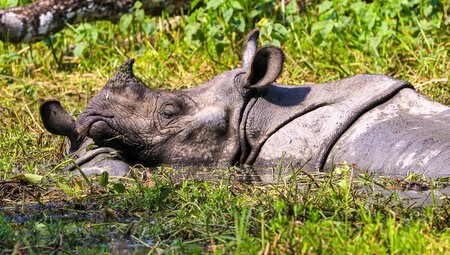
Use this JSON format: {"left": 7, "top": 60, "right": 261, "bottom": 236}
{"left": 106, "top": 58, "right": 137, "bottom": 90}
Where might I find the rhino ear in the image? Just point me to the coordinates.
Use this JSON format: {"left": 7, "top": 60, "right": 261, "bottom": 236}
{"left": 242, "top": 29, "right": 260, "bottom": 68}
{"left": 40, "top": 100, "right": 79, "bottom": 143}
{"left": 243, "top": 46, "right": 284, "bottom": 89}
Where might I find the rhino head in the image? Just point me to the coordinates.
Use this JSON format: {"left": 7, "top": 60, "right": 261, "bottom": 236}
{"left": 40, "top": 100, "right": 130, "bottom": 175}
{"left": 75, "top": 29, "right": 284, "bottom": 166}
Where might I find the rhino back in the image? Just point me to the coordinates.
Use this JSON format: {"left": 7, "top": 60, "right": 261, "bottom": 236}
{"left": 247, "top": 74, "right": 411, "bottom": 170}
{"left": 326, "top": 88, "right": 450, "bottom": 177}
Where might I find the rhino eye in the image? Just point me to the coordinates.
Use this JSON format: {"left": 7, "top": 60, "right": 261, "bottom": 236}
{"left": 159, "top": 104, "right": 179, "bottom": 119}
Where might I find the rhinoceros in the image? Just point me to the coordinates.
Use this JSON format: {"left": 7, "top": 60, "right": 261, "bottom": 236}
{"left": 74, "top": 30, "right": 450, "bottom": 177}
{"left": 40, "top": 100, "right": 130, "bottom": 176}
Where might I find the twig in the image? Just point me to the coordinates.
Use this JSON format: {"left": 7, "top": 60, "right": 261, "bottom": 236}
{"left": 416, "top": 78, "right": 448, "bottom": 88}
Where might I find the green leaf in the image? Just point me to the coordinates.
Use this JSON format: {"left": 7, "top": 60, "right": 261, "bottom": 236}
{"left": 274, "top": 23, "right": 288, "bottom": 36}
{"left": 134, "top": 0, "right": 142, "bottom": 9}
{"left": 191, "top": 0, "right": 202, "bottom": 9}
{"left": 90, "top": 27, "right": 99, "bottom": 43}
{"left": 143, "top": 22, "right": 156, "bottom": 35}
{"left": 99, "top": 172, "right": 109, "bottom": 187}
{"left": 58, "top": 182, "right": 73, "bottom": 196}
{"left": 350, "top": 2, "right": 364, "bottom": 15}
{"left": 215, "top": 42, "right": 225, "bottom": 57}
{"left": 73, "top": 42, "right": 87, "bottom": 57}
{"left": 206, "top": 0, "right": 224, "bottom": 10}
{"left": 14, "top": 173, "right": 44, "bottom": 184}
{"left": 135, "top": 9, "right": 145, "bottom": 23}
{"left": 158, "top": 38, "right": 170, "bottom": 48}
{"left": 35, "top": 223, "right": 49, "bottom": 235}
{"left": 334, "top": 163, "right": 351, "bottom": 175}
{"left": 312, "top": 20, "right": 334, "bottom": 38}
{"left": 229, "top": 0, "right": 243, "bottom": 10}
{"left": 0, "top": 0, "right": 17, "bottom": 8}
{"left": 232, "top": 17, "right": 246, "bottom": 33}
{"left": 250, "top": 9, "right": 263, "bottom": 18}
{"left": 223, "top": 8, "right": 233, "bottom": 23}
{"left": 337, "top": 179, "right": 349, "bottom": 190}
{"left": 119, "top": 14, "right": 133, "bottom": 33}
{"left": 261, "top": 22, "right": 273, "bottom": 37}
{"left": 424, "top": 5, "right": 433, "bottom": 17}
{"left": 271, "top": 39, "right": 281, "bottom": 47}
{"left": 318, "top": 1, "right": 333, "bottom": 15}
{"left": 113, "top": 183, "right": 126, "bottom": 193}
{"left": 158, "top": 187, "right": 172, "bottom": 202}
{"left": 285, "top": 0, "right": 298, "bottom": 15}
{"left": 337, "top": 16, "right": 352, "bottom": 30}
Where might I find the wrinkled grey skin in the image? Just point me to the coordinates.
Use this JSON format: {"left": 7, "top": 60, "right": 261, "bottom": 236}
{"left": 75, "top": 29, "right": 450, "bottom": 177}
{"left": 40, "top": 101, "right": 130, "bottom": 176}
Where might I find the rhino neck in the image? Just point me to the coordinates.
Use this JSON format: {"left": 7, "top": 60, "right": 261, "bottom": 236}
{"left": 238, "top": 83, "right": 332, "bottom": 165}
{"left": 166, "top": 74, "right": 248, "bottom": 167}
{"left": 239, "top": 74, "right": 413, "bottom": 170}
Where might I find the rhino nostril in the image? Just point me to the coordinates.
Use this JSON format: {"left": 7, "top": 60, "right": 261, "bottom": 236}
{"left": 89, "top": 120, "right": 116, "bottom": 140}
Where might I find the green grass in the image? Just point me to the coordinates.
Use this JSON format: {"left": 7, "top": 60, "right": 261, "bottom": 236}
{"left": 1, "top": 169, "right": 449, "bottom": 253}
{"left": 0, "top": 0, "right": 449, "bottom": 253}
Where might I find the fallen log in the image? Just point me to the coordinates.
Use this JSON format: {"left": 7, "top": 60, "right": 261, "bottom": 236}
{"left": 0, "top": 0, "right": 191, "bottom": 43}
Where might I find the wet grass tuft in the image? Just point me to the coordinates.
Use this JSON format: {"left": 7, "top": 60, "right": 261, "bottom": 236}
{"left": 0, "top": 166, "right": 449, "bottom": 253}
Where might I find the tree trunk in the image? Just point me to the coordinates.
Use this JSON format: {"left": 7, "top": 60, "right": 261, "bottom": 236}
{"left": 0, "top": 0, "right": 191, "bottom": 43}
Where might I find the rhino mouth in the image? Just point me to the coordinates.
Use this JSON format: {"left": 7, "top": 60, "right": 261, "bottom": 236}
{"left": 76, "top": 114, "right": 119, "bottom": 143}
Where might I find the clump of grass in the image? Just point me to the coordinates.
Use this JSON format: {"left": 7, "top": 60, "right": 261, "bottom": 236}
{"left": 0, "top": 165, "right": 448, "bottom": 253}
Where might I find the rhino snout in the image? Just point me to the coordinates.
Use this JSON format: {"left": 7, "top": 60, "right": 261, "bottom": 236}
{"left": 76, "top": 114, "right": 116, "bottom": 140}
{"left": 88, "top": 120, "right": 117, "bottom": 139}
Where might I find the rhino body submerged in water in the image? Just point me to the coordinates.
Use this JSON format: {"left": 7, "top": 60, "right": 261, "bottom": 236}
{"left": 46, "top": 30, "right": 450, "bottom": 177}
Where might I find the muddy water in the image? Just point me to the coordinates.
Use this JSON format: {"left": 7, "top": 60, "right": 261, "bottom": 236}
{"left": 1, "top": 166, "right": 448, "bottom": 252}
{"left": 381, "top": 186, "right": 450, "bottom": 207}
{"left": 166, "top": 166, "right": 450, "bottom": 207}
{"left": 0, "top": 203, "right": 153, "bottom": 253}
